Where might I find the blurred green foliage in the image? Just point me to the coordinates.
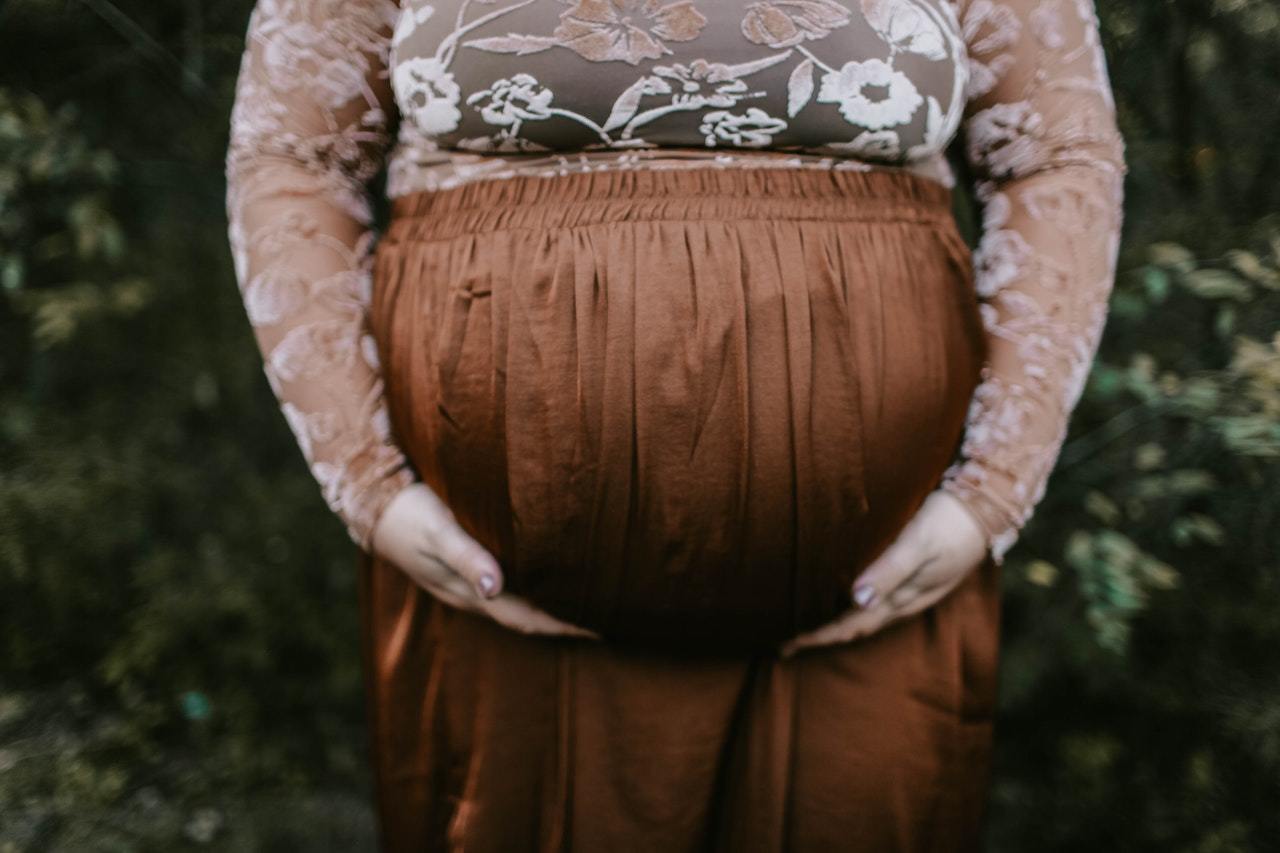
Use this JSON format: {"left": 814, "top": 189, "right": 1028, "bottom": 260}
{"left": 1, "top": 0, "right": 1278, "bottom": 850}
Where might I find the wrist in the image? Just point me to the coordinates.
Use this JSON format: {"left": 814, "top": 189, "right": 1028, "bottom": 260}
{"left": 352, "top": 466, "right": 420, "bottom": 554}
{"left": 937, "top": 476, "right": 1016, "bottom": 567}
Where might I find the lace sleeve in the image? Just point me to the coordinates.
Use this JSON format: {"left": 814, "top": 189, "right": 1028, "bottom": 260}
{"left": 939, "top": 0, "right": 1128, "bottom": 565}
{"left": 225, "top": 0, "right": 417, "bottom": 552}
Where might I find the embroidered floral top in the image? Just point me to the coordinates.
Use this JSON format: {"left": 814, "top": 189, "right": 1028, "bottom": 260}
{"left": 225, "top": 0, "right": 1127, "bottom": 565}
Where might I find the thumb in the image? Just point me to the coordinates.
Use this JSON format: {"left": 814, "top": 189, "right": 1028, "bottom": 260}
{"left": 430, "top": 514, "right": 505, "bottom": 600}
{"left": 852, "top": 535, "right": 923, "bottom": 610}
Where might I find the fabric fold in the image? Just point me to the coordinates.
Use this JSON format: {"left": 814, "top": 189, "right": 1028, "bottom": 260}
{"left": 371, "top": 166, "right": 983, "bottom": 653}
{"left": 359, "top": 163, "right": 1004, "bottom": 852}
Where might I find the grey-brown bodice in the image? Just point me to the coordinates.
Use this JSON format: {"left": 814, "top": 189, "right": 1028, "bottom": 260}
{"left": 389, "top": 0, "right": 969, "bottom": 163}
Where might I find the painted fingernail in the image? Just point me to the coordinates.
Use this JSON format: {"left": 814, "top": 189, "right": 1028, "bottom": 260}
{"left": 853, "top": 583, "right": 877, "bottom": 608}
{"left": 478, "top": 574, "right": 497, "bottom": 597}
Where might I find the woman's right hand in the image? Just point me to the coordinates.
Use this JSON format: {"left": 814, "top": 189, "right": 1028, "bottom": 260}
{"left": 371, "top": 483, "right": 602, "bottom": 640}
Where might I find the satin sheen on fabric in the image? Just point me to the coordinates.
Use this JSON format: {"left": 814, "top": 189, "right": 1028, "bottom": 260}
{"left": 369, "top": 167, "right": 986, "bottom": 653}
{"left": 359, "top": 167, "right": 1002, "bottom": 851}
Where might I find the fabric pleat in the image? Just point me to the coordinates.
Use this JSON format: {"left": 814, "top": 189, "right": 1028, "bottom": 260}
{"left": 369, "top": 167, "right": 986, "bottom": 653}
{"left": 357, "top": 166, "right": 1003, "bottom": 852}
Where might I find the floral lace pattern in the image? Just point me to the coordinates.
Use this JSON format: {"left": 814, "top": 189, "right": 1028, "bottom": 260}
{"left": 937, "top": 0, "right": 1126, "bottom": 563}
{"left": 225, "top": 0, "right": 416, "bottom": 551}
{"left": 225, "top": 0, "right": 1126, "bottom": 564}
{"left": 384, "top": 0, "right": 969, "bottom": 178}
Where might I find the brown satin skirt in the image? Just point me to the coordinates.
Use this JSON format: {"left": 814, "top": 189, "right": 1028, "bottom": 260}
{"left": 360, "top": 167, "right": 1003, "bottom": 851}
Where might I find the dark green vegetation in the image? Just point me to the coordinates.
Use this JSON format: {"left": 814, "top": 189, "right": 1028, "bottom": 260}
{"left": 2, "top": 1, "right": 1278, "bottom": 850}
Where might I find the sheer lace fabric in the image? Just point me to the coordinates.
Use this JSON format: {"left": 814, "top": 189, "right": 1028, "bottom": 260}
{"left": 225, "top": 0, "right": 415, "bottom": 551}
{"left": 937, "top": 0, "right": 1126, "bottom": 563}
{"left": 225, "top": 0, "right": 1126, "bottom": 563}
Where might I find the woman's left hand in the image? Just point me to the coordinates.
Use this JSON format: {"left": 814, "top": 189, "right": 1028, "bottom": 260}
{"left": 778, "top": 489, "right": 990, "bottom": 658}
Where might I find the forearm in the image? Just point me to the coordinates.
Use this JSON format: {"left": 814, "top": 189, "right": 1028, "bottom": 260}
{"left": 940, "top": 0, "right": 1127, "bottom": 564}
{"left": 225, "top": 0, "right": 415, "bottom": 551}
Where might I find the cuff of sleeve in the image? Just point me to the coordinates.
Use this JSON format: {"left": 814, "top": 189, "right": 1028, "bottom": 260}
{"left": 340, "top": 460, "right": 419, "bottom": 554}
{"left": 939, "top": 474, "right": 1022, "bottom": 567}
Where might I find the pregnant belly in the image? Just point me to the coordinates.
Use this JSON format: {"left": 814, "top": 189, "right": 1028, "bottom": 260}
{"left": 371, "top": 213, "right": 985, "bottom": 654}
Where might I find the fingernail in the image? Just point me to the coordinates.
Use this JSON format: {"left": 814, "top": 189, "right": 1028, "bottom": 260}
{"left": 478, "top": 574, "right": 497, "bottom": 597}
{"left": 853, "top": 583, "right": 877, "bottom": 608}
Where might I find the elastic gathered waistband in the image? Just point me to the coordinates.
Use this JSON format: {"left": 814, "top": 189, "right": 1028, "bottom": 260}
{"left": 386, "top": 166, "right": 954, "bottom": 242}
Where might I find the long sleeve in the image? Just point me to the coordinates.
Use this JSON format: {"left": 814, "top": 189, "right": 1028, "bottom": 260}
{"left": 225, "top": 0, "right": 417, "bottom": 552}
{"left": 939, "top": 0, "right": 1127, "bottom": 565}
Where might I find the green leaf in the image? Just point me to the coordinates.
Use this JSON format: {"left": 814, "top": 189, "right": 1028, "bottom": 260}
{"left": 1227, "top": 249, "right": 1280, "bottom": 290}
{"left": 1085, "top": 490, "right": 1123, "bottom": 525}
{"left": 180, "top": 690, "right": 212, "bottom": 722}
{"left": 1143, "top": 265, "right": 1171, "bottom": 302}
{"left": 1, "top": 253, "right": 22, "bottom": 290}
{"left": 1089, "top": 363, "right": 1124, "bottom": 399}
{"left": 1215, "top": 305, "right": 1236, "bottom": 338}
{"left": 1025, "top": 559, "right": 1060, "bottom": 587}
{"left": 1148, "top": 241, "right": 1196, "bottom": 271}
{"left": 1181, "top": 269, "right": 1253, "bottom": 301}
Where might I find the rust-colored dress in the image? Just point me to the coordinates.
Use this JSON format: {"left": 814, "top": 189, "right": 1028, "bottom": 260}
{"left": 358, "top": 166, "right": 1003, "bottom": 850}
{"left": 224, "top": 1, "right": 1126, "bottom": 849}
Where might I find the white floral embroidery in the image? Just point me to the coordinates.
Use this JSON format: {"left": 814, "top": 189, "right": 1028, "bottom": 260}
{"left": 651, "top": 60, "right": 759, "bottom": 109}
{"left": 861, "top": 0, "right": 948, "bottom": 60}
{"left": 468, "top": 74, "right": 555, "bottom": 126}
{"left": 741, "top": 0, "right": 853, "bottom": 49}
{"left": 553, "top": 0, "right": 708, "bottom": 65}
{"left": 268, "top": 320, "right": 358, "bottom": 383}
{"left": 392, "top": 3, "right": 433, "bottom": 47}
{"left": 974, "top": 227, "right": 1033, "bottom": 298}
{"left": 243, "top": 267, "right": 309, "bottom": 326}
{"left": 1029, "top": 4, "right": 1066, "bottom": 50}
{"left": 226, "top": 0, "right": 1127, "bottom": 566}
{"left": 393, "top": 56, "right": 462, "bottom": 134}
{"left": 390, "top": 0, "right": 965, "bottom": 159}
{"left": 455, "top": 132, "right": 554, "bottom": 152}
{"left": 825, "top": 128, "right": 902, "bottom": 158}
{"left": 817, "top": 58, "right": 924, "bottom": 129}
{"left": 966, "top": 100, "right": 1045, "bottom": 178}
{"left": 958, "top": 0, "right": 1021, "bottom": 99}
{"left": 700, "top": 107, "right": 788, "bottom": 146}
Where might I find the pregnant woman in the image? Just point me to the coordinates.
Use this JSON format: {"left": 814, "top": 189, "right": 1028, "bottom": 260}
{"left": 225, "top": 0, "right": 1125, "bottom": 849}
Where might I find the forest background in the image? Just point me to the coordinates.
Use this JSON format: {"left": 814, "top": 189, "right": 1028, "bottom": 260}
{"left": 2, "top": 0, "right": 1279, "bottom": 849}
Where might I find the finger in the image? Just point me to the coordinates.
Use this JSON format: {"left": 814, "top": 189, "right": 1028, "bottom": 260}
{"left": 779, "top": 608, "right": 875, "bottom": 658}
{"left": 851, "top": 535, "right": 931, "bottom": 612}
{"left": 417, "top": 576, "right": 479, "bottom": 612}
{"left": 482, "top": 595, "right": 602, "bottom": 640}
{"left": 412, "top": 562, "right": 599, "bottom": 639}
{"left": 888, "top": 570, "right": 967, "bottom": 616}
{"left": 781, "top": 593, "right": 920, "bottom": 659}
{"left": 847, "top": 571, "right": 972, "bottom": 649}
{"left": 783, "top": 557, "right": 976, "bottom": 659}
{"left": 428, "top": 517, "right": 504, "bottom": 599}
{"left": 426, "top": 562, "right": 481, "bottom": 602}
{"left": 405, "top": 544, "right": 468, "bottom": 591}
{"left": 885, "top": 553, "right": 956, "bottom": 608}
{"left": 418, "top": 579, "right": 598, "bottom": 640}
{"left": 886, "top": 541, "right": 984, "bottom": 609}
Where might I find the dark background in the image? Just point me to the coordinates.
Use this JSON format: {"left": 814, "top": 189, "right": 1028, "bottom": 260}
{"left": 2, "top": 0, "right": 1279, "bottom": 849}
